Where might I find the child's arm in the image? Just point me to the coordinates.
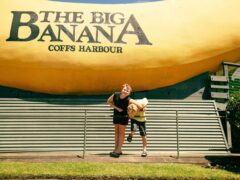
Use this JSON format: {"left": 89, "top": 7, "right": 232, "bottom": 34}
{"left": 134, "top": 98, "right": 149, "bottom": 111}
{"left": 129, "top": 99, "right": 142, "bottom": 110}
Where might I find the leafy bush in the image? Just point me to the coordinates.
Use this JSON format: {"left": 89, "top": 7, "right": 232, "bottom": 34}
{"left": 226, "top": 93, "right": 240, "bottom": 152}
{"left": 227, "top": 93, "right": 240, "bottom": 128}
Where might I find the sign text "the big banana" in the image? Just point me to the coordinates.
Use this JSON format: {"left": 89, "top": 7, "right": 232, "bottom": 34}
{"left": 6, "top": 11, "right": 152, "bottom": 45}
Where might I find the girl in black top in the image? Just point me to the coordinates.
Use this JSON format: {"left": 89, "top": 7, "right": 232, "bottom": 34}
{"left": 107, "top": 84, "right": 141, "bottom": 158}
{"left": 112, "top": 91, "right": 130, "bottom": 125}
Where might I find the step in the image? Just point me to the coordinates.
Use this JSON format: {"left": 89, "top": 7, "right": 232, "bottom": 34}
{"left": 211, "top": 92, "right": 229, "bottom": 99}
{"left": 211, "top": 76, "right": 228, "bottom": 82}
{"left": 210, "top": 85, "right": 229, "bottom": 90}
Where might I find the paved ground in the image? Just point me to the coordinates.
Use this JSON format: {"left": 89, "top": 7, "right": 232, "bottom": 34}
{"left": 1, "top": 152, "right": 240, "bottom": 166}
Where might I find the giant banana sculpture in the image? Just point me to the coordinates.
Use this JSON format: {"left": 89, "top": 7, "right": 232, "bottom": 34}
{"left": 0, "top": 0, "right": 240, "bottom": 95}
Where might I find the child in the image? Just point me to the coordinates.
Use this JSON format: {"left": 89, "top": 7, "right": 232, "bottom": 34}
{"left": 127, "top": 98, "right": 148, "bottom": 157}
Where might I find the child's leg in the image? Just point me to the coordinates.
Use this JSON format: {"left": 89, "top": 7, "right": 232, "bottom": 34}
{"left": 114, "top": 124, "right": 120, "bottom": 152}
{"left": 139, "top": 122, "right": 147, "bottom": 156}
{"left": 141, "top": 135, "right": 147, "bottom": 152}
{"left": 130, "top": 131, "right": 135, "bottom": 136}
{"left": 115, "top": 124, "right": 126, "bottom": 154}
{"left": 127, "top": 119, "right": 136, "bottom": 142}
{"left": 130, "top": 121, "right": 137, "bottom": 136}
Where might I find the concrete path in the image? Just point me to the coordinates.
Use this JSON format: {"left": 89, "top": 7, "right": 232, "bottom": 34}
{"left": 1, "top": 152, "right": 240, "bottom": 166}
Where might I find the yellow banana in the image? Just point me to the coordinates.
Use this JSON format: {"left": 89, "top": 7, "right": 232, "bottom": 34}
{"left": 0, "top": 0, "right": 240, "bottom": 95}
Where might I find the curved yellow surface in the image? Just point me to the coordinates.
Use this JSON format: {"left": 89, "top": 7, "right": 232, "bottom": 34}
{"left": 0, "top": 0, "right": 240, "bottom": 95}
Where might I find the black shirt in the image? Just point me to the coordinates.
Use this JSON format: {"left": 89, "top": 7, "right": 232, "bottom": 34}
{"left": 113, "top": 92, "right": 130, "bottom": 122}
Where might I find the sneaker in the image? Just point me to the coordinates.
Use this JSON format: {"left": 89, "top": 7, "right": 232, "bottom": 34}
{"left": 127, "top": 134, "right": 133, "bottom": 142}
{"left": 110, "top": 152, "right": 120, "bottom": 158}
{"left": 110, "top": 151, "right": 122, "bottom": 155}
{"left": 141, "top": 151, "right": 147, "bottom": 157}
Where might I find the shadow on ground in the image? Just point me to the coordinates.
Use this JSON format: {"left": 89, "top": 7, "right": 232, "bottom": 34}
{"left": 205, "top": 155, "right": 240, "bottom": 174}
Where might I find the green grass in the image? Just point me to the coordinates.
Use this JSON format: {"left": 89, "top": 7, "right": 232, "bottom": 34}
{"left": 0, "top": 162, "right": 239, "bottom": 179}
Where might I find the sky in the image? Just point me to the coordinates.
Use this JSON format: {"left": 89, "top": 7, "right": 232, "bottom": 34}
{"left": 51, "top": 0, "right": 161, "bottom": 4}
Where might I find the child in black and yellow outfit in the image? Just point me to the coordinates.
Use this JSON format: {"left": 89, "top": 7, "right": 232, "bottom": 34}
{"left": 127, "top": 98, "right": 148, "bottom": 157}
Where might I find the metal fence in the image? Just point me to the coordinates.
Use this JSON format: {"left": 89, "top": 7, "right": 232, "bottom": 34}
{"left": 0, "top": 99, "right": 229, "bottom": 156}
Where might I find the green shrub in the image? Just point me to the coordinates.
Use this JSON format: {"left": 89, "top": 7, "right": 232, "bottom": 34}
{"left": 226, "top": 93, "right": 240, "bottom": 152}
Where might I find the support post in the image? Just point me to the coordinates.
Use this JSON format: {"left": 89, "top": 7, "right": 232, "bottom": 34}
{"left": 83, "top": 109, "right": 87, "bottom": 159}
{"left": 223, "top": 62, "right": 232, "bottom": 148}
{"left": 226, "top": 112, "right": 232, "bottom": 148}
{"left": 223, "top": 63, "right": 229, "bottom": 77}
{"left": 176, "top": 110, "right": 180, "bottom": 159}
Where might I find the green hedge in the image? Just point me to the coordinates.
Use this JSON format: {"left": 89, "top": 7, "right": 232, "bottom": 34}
{"left": 229, "top": 79, "right": 240, "bottom": 97}
{"left": 226, "top": 93, "right": 240, "bottom": 152}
